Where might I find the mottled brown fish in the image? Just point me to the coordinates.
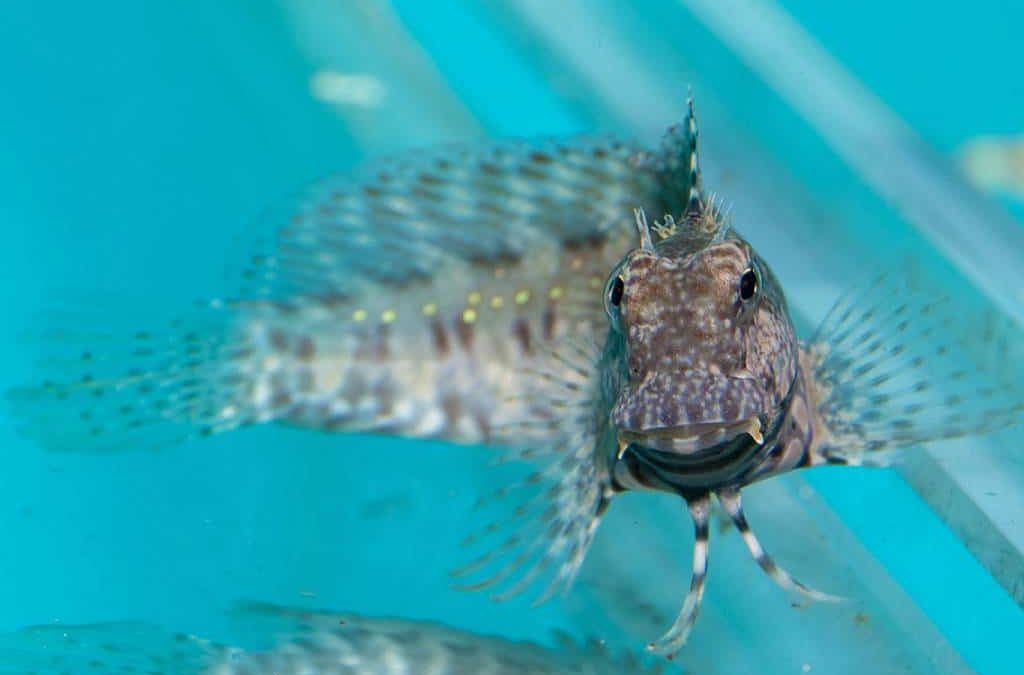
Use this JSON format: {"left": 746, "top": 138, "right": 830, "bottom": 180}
{"left": 0, "top": 602, "right": 666, "bottom": 674}
{"left": 10, "top": 100, "right": 1024, "bottom": 657}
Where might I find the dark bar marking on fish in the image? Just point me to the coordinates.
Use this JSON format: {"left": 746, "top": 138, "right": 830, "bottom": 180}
{"left": 455, "top": 315, "right": 475, "bottom": 352}
{"left": 479, "top": 161, "right": 501, "bottom": 177}
{"left": 562, "top": 232, "right": 608, "bottom": 252}
{"left": 430, "top": 318, "right": 451, "bottom": 357}
{"left": 341, "top": 370, "right": 367, "bottom": 405}
{"left": 529, "top": 150, "right": 553, "bottom": 164}
{"left": 296, "top": 368, "right": 315, "bottom": 393}
{"left": 511, "top": 317, "right": 532, "bottom": 355}
{"left": 542, "top": 305, "right": 557, "bottom": 342}
{"left": 469, "top": 251, "right": 522, "bottom": 269}
{"left": 373, "top": 378, "right": 396, "bottom": 420}
{"left": 474, "top": 410, "right": 492, "bottom": 442}
{"left": 295, "top": 335, "right": 316, "bottom": 361}
{"left": 518, "top": 164, "right": 547, "bottom": 181}
{"left": 441, "top": 393, "right": 462, "bottom": 434}
{"left": 271, "top": 390, "right": 293, "bottom": 410}
{"left": 375, "top": 324, "right": 391, "bottom": 361}
{"left": 417, "top": 171, "right": 442, "bottom": 186}
{"left": 352, "top": 327, "right": 374, "bottom": 361}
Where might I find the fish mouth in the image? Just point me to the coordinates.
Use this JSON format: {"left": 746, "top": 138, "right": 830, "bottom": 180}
{"left": 613, "top": 417, "right": 768, "bottom": 496}
{"left": 617, "top": 417, "right": 764, "bottom": 457}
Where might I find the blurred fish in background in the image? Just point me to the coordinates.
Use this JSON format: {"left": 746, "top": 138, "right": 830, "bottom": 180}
{"left": 0, "top": 602, "right": 669, "bottom": 675}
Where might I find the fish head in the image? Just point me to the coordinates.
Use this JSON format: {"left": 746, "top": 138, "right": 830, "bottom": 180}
{"left": 604, "top": 214, "right": 799, "bottom": 484}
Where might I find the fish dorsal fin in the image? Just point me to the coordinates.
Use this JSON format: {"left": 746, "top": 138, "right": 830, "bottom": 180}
{"left": 649, "top": 97, "right": 730, "bottom": 248}
{"left": 241, "top": 137, "right": 656, "bottom": 299}
{"left": 652, "top": 97, "right": 702, "bottom": 220}
{"left": 684, "top": 96, "right": 703, "bottom": 219}
{"left": 239, "top": 107, "right": 708, "bottom": 299}
{"left": 806, "top": 269, "right": 1024, "bottom": 466}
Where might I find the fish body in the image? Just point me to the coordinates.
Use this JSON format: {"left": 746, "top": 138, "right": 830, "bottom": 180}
{"left": 0, "top": 603, "right": 666, "bottom": 675}
{"left": 12, "top": 136, "right": 688, "bottom": 451}
{"left": 11, "top": 100, "right": 1024, "bottom": 657}
{"left": 233, "top": 225, "right": 625, "bottom": 444}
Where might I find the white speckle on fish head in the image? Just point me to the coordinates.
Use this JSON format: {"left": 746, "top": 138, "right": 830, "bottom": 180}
{"left": 605, "top": 233, "right": 799, "bottom": 450}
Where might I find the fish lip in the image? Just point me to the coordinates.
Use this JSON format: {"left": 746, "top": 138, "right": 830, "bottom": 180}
{"left": 617, "top": 417, "right": 764, "bottom": 456}
{"left": 614, "top": 417, "right": 769, "bottom": 495}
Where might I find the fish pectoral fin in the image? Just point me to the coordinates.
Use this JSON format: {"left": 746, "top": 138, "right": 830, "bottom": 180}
{"left": 451, "top": 437, "right": 613, "bottom": 606}
{"left": 716, "top": 488, "right": 840, "bottom": 603}
{"left": 647, "top": 493, "right": 711, "bottom": 658}
{"left": 806, "top": 266, "right": 1024, "bottom": 466}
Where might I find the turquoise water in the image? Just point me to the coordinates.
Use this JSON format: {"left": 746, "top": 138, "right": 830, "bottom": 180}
{"left": 1, "top": 2, "right": 1022, "bottom": 673}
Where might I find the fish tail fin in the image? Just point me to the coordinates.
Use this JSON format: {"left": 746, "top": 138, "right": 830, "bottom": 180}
{"left": 0, "top": 621, "right": 225, "bottom": 673}
{"left": 716, "top": 488, "right": 840, "bottom": 603}
{"left": 805, "top": 270, "right": 1024, "bottom": 466}
{"left": 646, "top": 494, "right": 711, "bottom": 658}
{"left": 7, "top": 300, "right": 267, "bottom": 452}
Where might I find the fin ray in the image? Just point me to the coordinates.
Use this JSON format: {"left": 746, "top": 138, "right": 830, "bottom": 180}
{"left": 7, "top": 301, "right": 258, "bottom": 453}
{"left": 807, "top": 270, "right": 1024, "bottom": 465}
{"left": 241, "top": 131, "right": 701, "bottom": 299}
{"left": 454, "top": 338, "right": 611, "bottom": 604}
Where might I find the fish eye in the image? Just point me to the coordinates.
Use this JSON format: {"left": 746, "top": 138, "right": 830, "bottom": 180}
{"left": 739, "top": 268, "right": 758, "bottom": 301}
{"left": 609, "top": 276, "right": 625, "bottom": 307}
{"left": 604, "top": 272, "right": 626, "bottom": 331}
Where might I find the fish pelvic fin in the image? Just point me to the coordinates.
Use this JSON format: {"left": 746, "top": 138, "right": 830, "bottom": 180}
{"left": 646, "top": 494, "right": 711, "bottom": 658}
{"left": 648, "top": 488, "right": 839, "bottom": 660}
{"left": 804, "top": 269, "right": 1024, "bottom": 467}
{"left": 716, "top": 488, "right": 840, "bottom": 603}
{"left": 452, "top": 338, "right": 613, "bottom": 604}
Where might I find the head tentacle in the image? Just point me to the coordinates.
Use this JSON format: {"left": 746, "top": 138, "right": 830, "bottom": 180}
{"left": 633, "top": 208, "right": 655, "bottom": 252}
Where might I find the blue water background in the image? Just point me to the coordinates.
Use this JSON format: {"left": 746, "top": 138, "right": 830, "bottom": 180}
{"left": 0, "top": 1, "right": 1021, "bottom": 672}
